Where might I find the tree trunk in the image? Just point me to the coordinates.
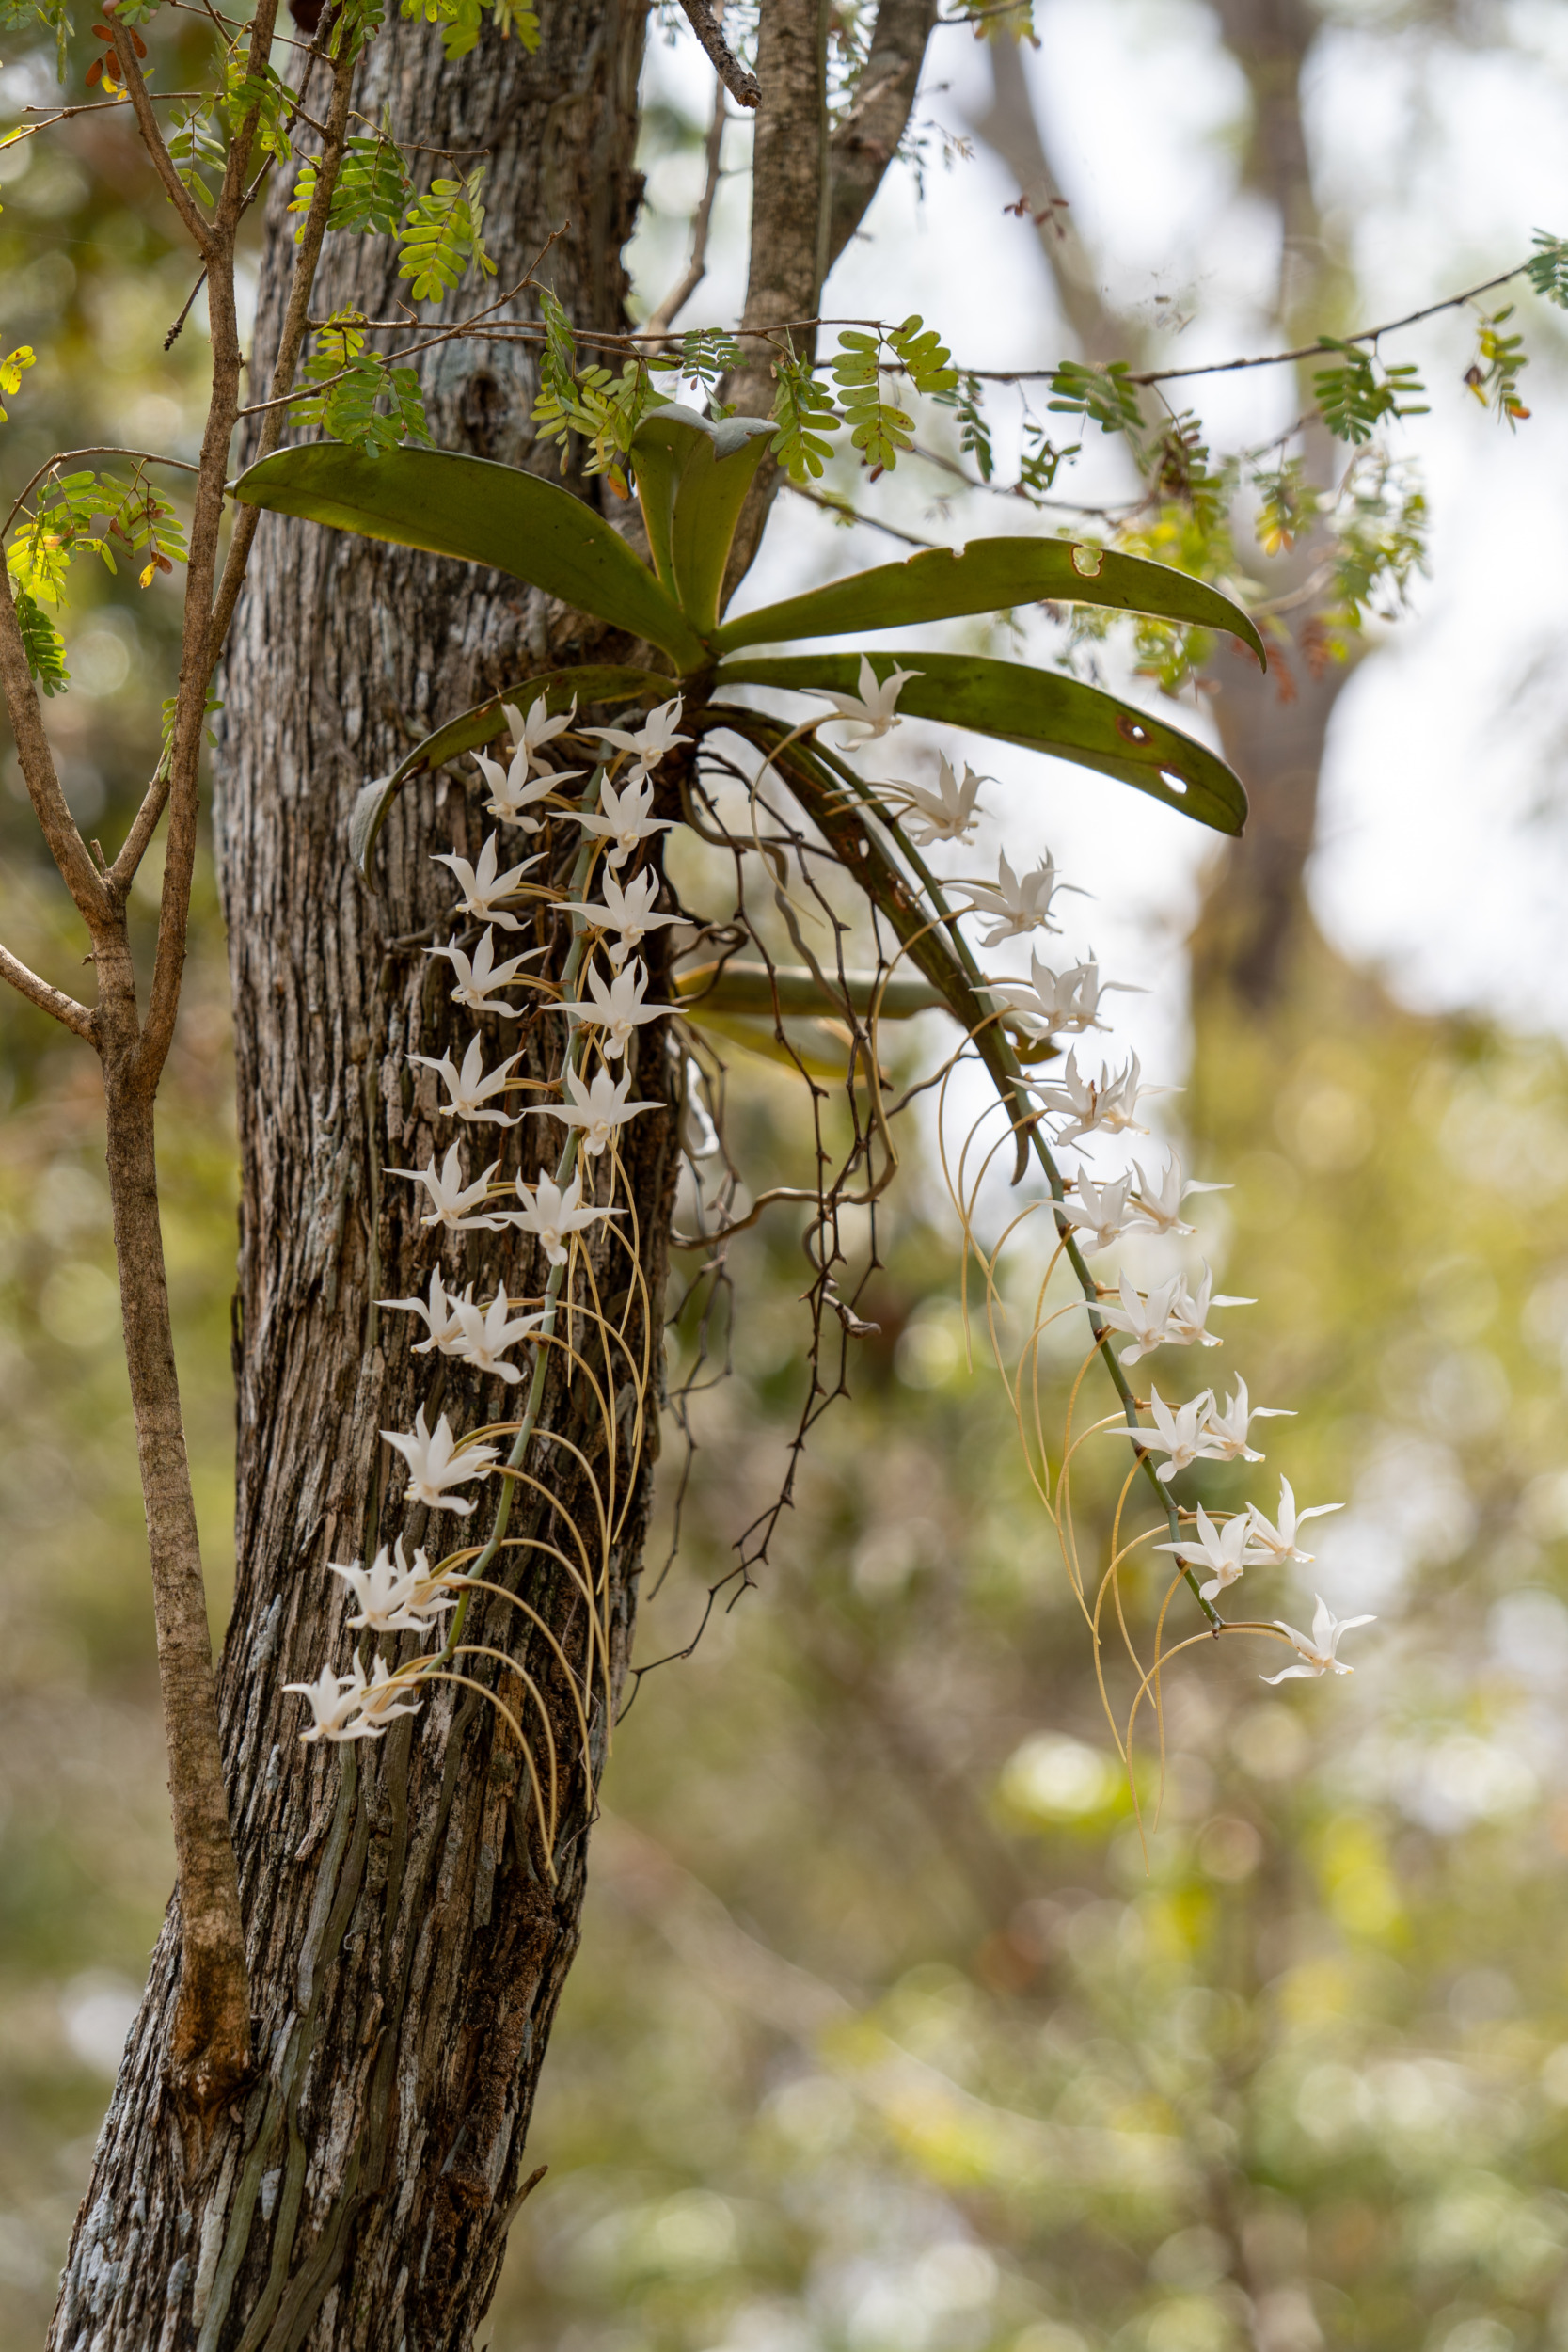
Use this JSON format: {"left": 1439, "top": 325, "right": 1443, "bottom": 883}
{"left": 47, "top": 8, "right": 670, "bottom": 2348}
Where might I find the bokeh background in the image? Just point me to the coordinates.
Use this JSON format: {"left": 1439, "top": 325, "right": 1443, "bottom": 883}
{"left": 5, "top": 5, "right": 1568, "bottom": 2348}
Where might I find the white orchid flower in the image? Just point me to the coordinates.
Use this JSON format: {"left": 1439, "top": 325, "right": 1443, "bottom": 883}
{"left": 563, "top": 866, "right": 679, "bottom": 970}
{"left": 1155, "top": 1504, "right": 1252, "bottom": 1601}
{"left": 505, "top": 692, "right": 578, "bottom": 772}
{"left": 989, "top": 953, "right": 1139, "bottom": 1041}
{"left": 378, "top": 1264, "right": 472, "bottom": 1355}
{"left": 284, "top": 1660, "right": 383, "bottom": 1744}
{"left": 1262, "top": 1595, "right": 1375, "bottom": 1683}
{"left": 356, "top": 1653, "right": 425, "bottom": 1729}
{"left": 1097, "top": 1270, "right": 1183, "bottom": 1364}
{"left": 426, "top": 924, "right": 542, "bottom": 1017}
{"left": 406, "top": 1034, "right": 528, "bottom": 1128}
{"left": 953, "top": 850, "right": 1081, "bottom": 946}
{"left": 531, "top": 1063, "right": 660, "bottom": 1158}
{"left": 583, "top": 693, "right": 690, "bottom": 776}
{"left": 561, "top": 958, "right": 674, "bottom": 1060}
{"left": 884, "top": 753, "right": 988, "bottom": 846}
{"left": 1117, "top": 1383, "right": 1215, "bottom": 1483}
{"left": 1243, "top": 1477, "right": 1343, "bottom": 1569}
{"left": 474, "top": 735, "right": 582, "bottom": 831}
{"left": 1057, "top": 1169, "right": 1136, "bottom": 1254}
{"left": 1031, "top": 1046, "right": 1170, "bottom": 1145}
{"left": 431, "top": 832, "right": 542, "bottom": 930}
{"left": 807, "top": 655, "right": 921, "bottom": 744}
{"left": 571, "top": 773, "right": 678, "bottom": 871}
{"left": 1198, "top": 1377, "right": 1292, "bottom": 1465}
{"left": 1164, "top": 1262, "right": 1253, "bottom": 1349}
{"left": 329, "top": 1537, "right": 454, "bottom": 1634}
{"left": 448, "top": 1288, "right": 549, "bottom": 1382}
{"left": 381, "top": 1402, "right": 499, "bottom": 1516}
{"left": 506, "top": 1168, "right": 623, "bottom": 1268}
{"left": 388, "top": 1143, "right": 507, "bottom": 1232}
{"left": 1125, "top": 1152, "right": 1228, "bottom": 1237}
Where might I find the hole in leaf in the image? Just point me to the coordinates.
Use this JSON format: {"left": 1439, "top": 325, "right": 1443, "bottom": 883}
{"left": 1115, "top": 714, "right": 1152, "bottom": 746}
{"left": 1158, "top": 768, "right": 1188, "bottom": 795}
{"left": 1071, "top": 543, "right": 1104, "bottom": 579}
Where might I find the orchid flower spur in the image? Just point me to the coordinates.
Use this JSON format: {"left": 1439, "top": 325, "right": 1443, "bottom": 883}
{"left": 1155, "top": 1504, "right": 1252, "bottom": 1602}
{"left": 382, "top": 1402, "right": 499, "bottom": 1515}
{"left": 1198, "top": 1377, "right": 1292, "bottom": 1465}
{"left": 378, "top": 1264, "right": 472, "bottom": 1354}
{"left": 1243, "top": 1478, "right": 1343, "bottom": 1569}
{"left": 560, "top": 958, "right": 674, "bottom": 1060}
{"left": 562, "top": 866, "right": 680, "bottom": 969}
{"left": 426, "top": 924, "right": 542, "bottom": 1016}
{"left": 506, "top": 1168, "right": 623, "bottom": 1269}
{"left": 583, "top": 693, "right": 690, "bottom": 777}
{"left": 1058, "top": 1169, "right": 1137, "bottom": 1254}
{"left": 806, "top": 655, "right": 921, "bottom": 745}
{"left": 884, "top": 753, "right": 988, "bottom": 846}
{"left": 1261, "top": 1595, "right": 1375, "bottom": 1683}
{"left": 531, "top": 1063, "right": 660, "bottom": 1158}
{"left": 1126, "top": 1152, "right": 1229, "bottom": 1237}
{"left": 952, "top": 850, "right": 1078, "bottom": 946}
{"left": 1118, "top": 1384, "right": 1215, "bottom": 1483}
{"left": 388, "top": 1143, "right": 507, "bottom": 1232}
{"left": 329, "top": 1537, "right": 455, "bottom": 1634}
{"left": 570, "top": 773, "right": 678, "bottom": 871}
{"left": 431, "top": 832, "right": 542, "bottom": 930}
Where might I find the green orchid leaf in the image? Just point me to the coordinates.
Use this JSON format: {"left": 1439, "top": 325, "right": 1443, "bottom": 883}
{"left": 674, "top": 960, "right": 948, "bottom": 1021}
{"left": 229, "top": 444, "right": 706, "bottom": 671}
{"left": 630, "top": 405, "right": 774, "bottom": 636}
{"left": 712, "top": 537, "right": 1266, "bottom": 668}
{"left": 347, "top": 665, "right": 670, "bottom": 884}
{"left": 712, "top": 650, "right": 1248, "bottom": 835}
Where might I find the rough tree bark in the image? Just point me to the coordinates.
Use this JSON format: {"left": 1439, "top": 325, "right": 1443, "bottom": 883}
{"left": 50, "top": 9, "right": 662, "bottom": 2349}
{"left": 49, "top": 7, "right": 938, "bottom": 2347}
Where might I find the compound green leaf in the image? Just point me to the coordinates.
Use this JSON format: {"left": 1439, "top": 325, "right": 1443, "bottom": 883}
{"left": 230, "top": 444, "right": 705, "bottom": 671}
{"left": 712, "top": 536, "right": 1266, "bottom": 667}
{"left": 712, "top": 650, "right": 1248, "bottom": 835}
{"left": 347, "top": 665, "right": 671, "bottom": 883}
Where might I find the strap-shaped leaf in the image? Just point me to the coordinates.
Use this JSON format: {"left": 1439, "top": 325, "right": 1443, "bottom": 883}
{"left": 230, "top": 444, "right": 707, "bottom": 671}
{"left": 674, "top": 961, "right": 948, "bottom": 1019}
{"left": 630, "top": 405, "right": 775, "bottom": 636}
{"left": 712, "top": 651, "right": 1248, "bottom": 835}
{"left": 347, "top": 666, "right": 670, "bottom": 884}
{"left": 713, "top": 537, "right": 1266, "bottom": 667}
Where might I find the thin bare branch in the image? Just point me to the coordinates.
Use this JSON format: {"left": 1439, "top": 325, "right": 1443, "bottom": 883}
{"left": 0, "top": 939, "right": 95, "bottom": 1040}
{"left": 827, "top": 0, "right": 939, "bottom": 272}
{"left": 133, "top": 0, "right": 282, "bottom": 1092}
{"left": 105, "top": 9, "right": 216, "bottom": 256}
{"left": 205, "top": 35, "right": 357, "bottom": 672}
{"left": 643, "top": 66, "right": 727, "bottom": 337}
{"left": 674, "top": 0, "right": 760, "bottom": 108}
{"left": 0, "top": 575, "right": 111, "bottom": 928}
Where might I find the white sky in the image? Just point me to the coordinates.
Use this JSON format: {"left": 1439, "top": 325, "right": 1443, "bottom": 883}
{"left": 630, "top": 0, "right": 1568, "bottom": 1063}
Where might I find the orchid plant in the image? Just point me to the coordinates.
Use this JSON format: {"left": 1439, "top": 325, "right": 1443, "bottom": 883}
{"left": 232, "top": 401, "right": 1370, "bottom": 1806}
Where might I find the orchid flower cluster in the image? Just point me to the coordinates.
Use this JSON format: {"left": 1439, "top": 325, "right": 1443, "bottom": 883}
{"left": 820, "top": 658, "right": 1370, "bottom": 1708}
{"left": 285, "top": 694, "right": 687, "bottom": 1763}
